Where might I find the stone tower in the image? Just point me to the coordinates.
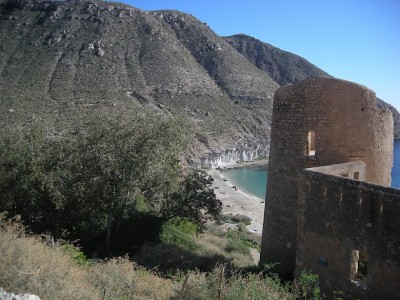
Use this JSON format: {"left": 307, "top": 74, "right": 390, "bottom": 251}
{"left": 260, "top": 77, "right": 393, "bottom": 278}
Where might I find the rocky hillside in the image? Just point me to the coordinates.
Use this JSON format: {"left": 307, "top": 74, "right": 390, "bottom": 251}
{"left": 377, "top": 98, "right": 400, "bottom": 138}
{"left": 0, "top": 0, "right": 279, "bottom": 166}
{"left": 223, "top": 34, "right": 330, "bottom": 86}
{"left": 0, "top": 0, "right": 398, "bottom": 168}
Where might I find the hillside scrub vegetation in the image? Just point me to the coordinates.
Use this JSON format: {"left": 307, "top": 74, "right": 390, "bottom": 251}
{"left": 133, "top": 218, "right": 258, "bottom": 271}
{"left": 0, "top": 215, "right": 321, "bottom": 299}
{"left": 0, "top": 112, "right": 221, "bottom": 256}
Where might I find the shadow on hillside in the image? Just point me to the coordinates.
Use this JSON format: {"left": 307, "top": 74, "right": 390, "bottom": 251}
{"left": 79, "top": 214, "right": 247, "bottom": 274}
{"left": 80, "top": 215, "right": 231, "bottom": 273}
{"left": 132, "top": 243, "right": 232, "bottom": 273}
{"left": 81, "top": 214, "right": 164, "bottom": 259}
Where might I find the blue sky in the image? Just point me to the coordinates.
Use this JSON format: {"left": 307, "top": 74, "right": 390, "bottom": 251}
{"left": 123, "top": 0, "right": 400, "bottom": 111}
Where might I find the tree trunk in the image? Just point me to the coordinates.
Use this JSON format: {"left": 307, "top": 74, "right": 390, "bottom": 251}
{"left": 106, "top": 209, "right": 113, "bottom": 250}
{"left": 106, "top": 183, "right": 117, "bottom": 251}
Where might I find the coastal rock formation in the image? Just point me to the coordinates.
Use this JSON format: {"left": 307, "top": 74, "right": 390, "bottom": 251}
{"left": 199, "top": 143, "right": 269, "bottom": 168}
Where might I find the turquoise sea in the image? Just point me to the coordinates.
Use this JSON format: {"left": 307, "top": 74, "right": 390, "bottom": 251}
{"left": 222, "top": 165, "right": 268, "bottom": 200}
{"left": 223, "top": 139, "right": 400, "bottom": 200}
{"left": 392, "top": 139, "right": 400, "bottom": 188}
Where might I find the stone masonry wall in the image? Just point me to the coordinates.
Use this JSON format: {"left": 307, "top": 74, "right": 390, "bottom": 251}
{"left": 306, "top": 161, "right": 366, "bottom": 180}
{"left": 260, "top": 78, "right": 393, "bottom": 279}
{"left": 297, "top": 167, "right": 400, "bottom": 299}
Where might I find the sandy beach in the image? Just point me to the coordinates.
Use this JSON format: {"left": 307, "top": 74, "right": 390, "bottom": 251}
{"left": 208, "top": 169, "right": 265, "bottom": 235}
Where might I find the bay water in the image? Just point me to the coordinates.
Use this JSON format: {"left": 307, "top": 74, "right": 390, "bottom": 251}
{"left": 223, "top": 139, "right": 400, "bottom": 200}
{"left": 222, "top": 165, "right": 268, "bottom": 200}
{"left": 392, "top": 139, "right": 400, "bottom": 188}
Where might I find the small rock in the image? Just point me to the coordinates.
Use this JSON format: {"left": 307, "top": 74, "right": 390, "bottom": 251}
{"left": 96, "top": 48, "right": 105, "bottom": 57}
{"left": 0, "top": 288, "right": 40, "bottom": 300}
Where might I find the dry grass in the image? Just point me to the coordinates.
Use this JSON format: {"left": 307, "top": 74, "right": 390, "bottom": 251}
{"left": 195, "top": 233, "right": 255, "bottom": 268}
{"left": 174, "top": 267, "right": 295, "bottom": 300}
{"left": 0, "top": 216, "right": 177, "bottom": 300}
{"left": 0, "top": 215, "right": 298, "bottom": 300}
{"left": 0, "top": 217, "right": 98, "bottom": 299}
{"left": 89, "top": 258, "right": 176, "bottom": 300}
{"left": 134, "top": 229, "right": 256, "bottom": 272}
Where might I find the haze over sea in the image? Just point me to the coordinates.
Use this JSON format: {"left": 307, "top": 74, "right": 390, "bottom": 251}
{"left": 223, "top": 140, "right": 400, "bottom": 200}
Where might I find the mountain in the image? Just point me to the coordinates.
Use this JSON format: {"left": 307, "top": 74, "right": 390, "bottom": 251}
{"left": 0, "top": 0, "right": 280, "bottom": 166}
{"left": 224, "top": 34, "right": 400, "bottom": 138}
{"left": 376, "top": 98, "right": 400, "bottom": 138}
{"left": 223, "top": 34, "right": 330, "bottom": 86}
{"left": 0, "top": 0, "right": 398, "bottom": 168}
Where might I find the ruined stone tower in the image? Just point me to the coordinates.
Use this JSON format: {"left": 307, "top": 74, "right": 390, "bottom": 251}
{"left": 260, "top": 77, "right": 394, "bottom": 279}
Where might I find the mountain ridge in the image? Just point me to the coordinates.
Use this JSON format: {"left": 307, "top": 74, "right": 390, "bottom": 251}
{"left": 224, "top": 33, "right": 400, "bottom": 138}
{"left": 223, "top": 34, "right": 331, "bottom": 86}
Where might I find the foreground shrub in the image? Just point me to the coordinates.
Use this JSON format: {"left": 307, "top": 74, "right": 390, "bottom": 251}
{"left": 136, "top": 219, "right": 255, "bottom": 271}
{"left": 160, "top": 218, "right": 198, "bottom": 251}
{"left": 175, "top": 266, "right": 295, "bottom": 300}
{"left": 292, "top": 269, "right": 321, "bottom": 299}
{"left": 89, "top": 257, "right": 176, "bottom": 300}
{"left": 222, "top": 213, "right": 252, "bottom": 226}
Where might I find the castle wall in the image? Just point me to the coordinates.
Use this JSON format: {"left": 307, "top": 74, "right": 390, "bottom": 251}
{"left": 297, "top": 166, "right": 400, "bottom": 299}
{"left": 260, "top": 78, "right": 393, "bottom": 278}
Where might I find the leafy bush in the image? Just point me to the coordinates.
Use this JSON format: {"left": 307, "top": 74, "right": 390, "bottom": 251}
{"left": 221, "top": 224, "right": 261, "bottom": 251}
{"left": 225, "top": 238, "right": 250, "bottom": 255}
{"left": 292, "top": 269, "right": 321, "bottom": 300}
{"left": 176, "top": 266, "right": 294, "bottom": 300}
{"left": 160, "top": 218, "right": 198, "bottom": 251}
{"left": 222, "top": 213, "right": 252, "bottom": 226}
{"left": 61, "top": 244, "right": 89, "bottom": 266}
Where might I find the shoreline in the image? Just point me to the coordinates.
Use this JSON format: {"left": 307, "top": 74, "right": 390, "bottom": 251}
{"left": 208, "top": 169, "right": 265, "bottom": 235}
{"left": 215, "top": 158, "right": 268, "bottom": 170}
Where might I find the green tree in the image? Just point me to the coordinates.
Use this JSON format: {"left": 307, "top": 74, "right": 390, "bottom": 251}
{"left": 0, "top": 112, "right": 222, "bottom": 253}
{"left": 0, "top": 122, "right": 66, "bottom": 234}
{"left": 65, "top": 112, "right": 189, "bottom": 249}
{"left": 163, "top": 171, "right": 222, "bottom": 227}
